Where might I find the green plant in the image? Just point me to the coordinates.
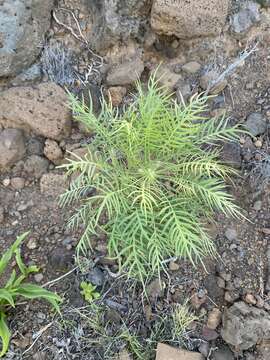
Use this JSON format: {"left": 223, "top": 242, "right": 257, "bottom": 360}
{"left": 80, "top": 281, "right": 100, "bottom": 302}
{"left": 60, "top": 75, "right": 242, "bottom": 282}
{"left": 0, "top": 233, "right": 62, "bottom": 357}
{"left": 171, "top": 303, "right": 199, "bottom": 340}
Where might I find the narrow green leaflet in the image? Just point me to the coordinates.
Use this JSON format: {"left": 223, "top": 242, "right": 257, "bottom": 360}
{"left": 0, "top": 312, "right": 11, "bottom": 357}
{"left": 0, "top": 290, "right": 15, "bottom": 308}
{"left": 0, "top": 232, "right": 29, "bottom": 275}
{"left": 4, "top": 270, "right": 16, "bottom": 290}
{"left": 14, "top": 284, "right": 62, "bottom": 313}
{"left": 14, "top": 248, "right": 28, "bottom": 276}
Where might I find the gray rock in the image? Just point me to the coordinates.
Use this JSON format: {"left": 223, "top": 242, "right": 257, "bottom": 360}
{"left": 107, "top": 56, "right": 144, "bottom": 85}
{"left": 49, "top": 248, "right": 73, "bottom": 272}
{"left": 217, "top": 277, "right": 226, "bottom": 289}
{"left": 87, "top": 267, "right": 105, "bottom": 286}
{"left": 231, "top": 2, "right": 261, "bottom": 34}
{"left": 204, "top": 274, "right": 224, "bottom": 302}
{"left": 24, "top": 155, "right": 49, "bottom": 179}
{"left": 182, "top": 61, "right": 201, "bottom": 74}
{"left": 212, "top": 346, "right": 234, "bottom": 360}
{"left": 11, "top": 64, "right": 42, "bottom": 86}
{"left": 245, "top": 112, "right": 267, "bottom": 136}
{"left": 87, "top": 0, "right": 151, "bottom": 52}
{"left": 225, "top": 228, "right": 237, "bottom": 242}
{"left": 0, "top": 0, "right": 54, "bottom": 77}
{"left": 221, "top": 301, "right": 270, "bottom": 350}
{"left": 0, "top": 128, "right": 25, "bottom": 169}
{"left": 27, "top": 138, "right": 44, "bottom": 156}
{"left": 202, "top": 326, "right": 218, "bottom": 341}
{"left": 253, "top": 200, "right": 262, "bottom": 211}
{"left": 221, "top": 142, "right": 241, "bottom": 168}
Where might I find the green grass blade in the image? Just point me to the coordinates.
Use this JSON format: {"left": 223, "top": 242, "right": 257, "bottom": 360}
{"left": 0, "top": 312, "right": 11, "bottom": 357}
{"left": 0, "top": 232, "right": 29, "bottom": 275}
{"left": 14, "top": 284, "right": 62, "bottom": 314}
{"left": 0, "top": 290, "right": 15, "bottom": 308}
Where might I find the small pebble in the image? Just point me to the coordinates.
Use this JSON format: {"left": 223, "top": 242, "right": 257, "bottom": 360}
{"left": 239, "top": 137, "right": 246, "bottom": 144}
{"left": 171, "top": 39, "right": 179, "bottom": 49}
{"left": 3, "top": 178, "right": 10, "bottom": 187}
{"left": 37, "top": 312, "right": 46, "bottom": 320}
{"left": 254, "top": 140, "right": 263, "bottom": 148}
{"left": 27, "top": 238, "right": 38, "bottom": 250}
{"left": 191, "top": 290, "right": 207, "bottom": 309}
{"left": 233, "top": 277, "right": 242, "bottom": 288}
{"left": 207, "top": 308, "right": 222, "bottom": 330}
{"left": 169, "top": 261, "right": 180, "bottom": 271}
{"left": 17, "top": 203, "right": 28, "bottom": 212}
{"left": 182, "top": 61, "right": 201, "bottom": 74}
{"left": 225, "top": 291, "right": 234, "bottom": 303}
{"left": 253, "top": 200, "right": 262, "bottom": 211}
{"left": 34, "top": 273, "right": 44, "bottom": 283}
{"left": 11, "top": 177, "right": 25, "bottom": 190}
{"left": 173, "top": 63, "right": 182, "bottom": 74}
{"left": 202, "top": 326, "right": 219, "bottom": 341}
{"left": 254, "top": 153, "right": 262, "bottom": 161}
{"left": 225, "top": 228, "right": 237, "bottom": 242}
{"left": 217, "top": 277, "right": 226, "bottom": 289}
{"left": 219, "top": 272, "right": 231, "bottom": 282}
{"left": 245, "top": 293, "right": 257, "bottom": 305}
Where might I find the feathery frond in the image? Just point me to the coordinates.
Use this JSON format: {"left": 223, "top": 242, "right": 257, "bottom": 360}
{"left": 60, "top": 74, "right": 243, "bottom": 281}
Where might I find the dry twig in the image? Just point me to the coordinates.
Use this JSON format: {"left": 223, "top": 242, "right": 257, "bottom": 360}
{"left": 52, "top": 7, "right": 103, "bottom": 83}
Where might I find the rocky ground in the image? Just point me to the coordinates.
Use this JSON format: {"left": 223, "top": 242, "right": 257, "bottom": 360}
{"left": 1, "top": 0, "right": 270, "bottom": 359}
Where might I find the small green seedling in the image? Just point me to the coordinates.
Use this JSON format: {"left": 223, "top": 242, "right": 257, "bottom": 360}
{"left": 80, "top": 281, "right": 100, "bottom": 302}
{"left": 0, "top": 232, "right": 62, "bottom": 357}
